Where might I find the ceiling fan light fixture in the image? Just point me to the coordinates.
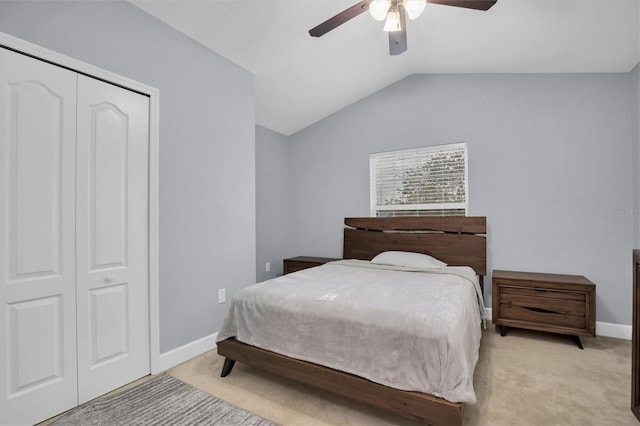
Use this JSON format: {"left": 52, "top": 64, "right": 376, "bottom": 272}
{"left": 402, "top": 0, "right": 426, "bottom": 20}
{"left": 383, "top": 10, "right": 401, "bottom": 32}
{"left": 369, "top": 0, "right": 391, "bottom": 21}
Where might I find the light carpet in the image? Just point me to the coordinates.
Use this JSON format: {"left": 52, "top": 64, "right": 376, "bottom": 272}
{"left": 51, "top": 373, "right": 278, "bottom": 426}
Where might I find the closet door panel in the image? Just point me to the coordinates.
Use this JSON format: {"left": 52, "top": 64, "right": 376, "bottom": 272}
{"left": 91, "top": 103, "right": 128, "bottom": 268}
{"left": 0, "top": 48, "right": 78, "bottom": 425}
{"left": 76, "top": 75, "right": 150, "bottom": 404}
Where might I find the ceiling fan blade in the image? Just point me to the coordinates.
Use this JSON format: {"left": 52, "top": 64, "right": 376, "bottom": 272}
{"left": 388, "top": 6, "right": 407, "bottom": 56}
{"left": 426, "top": 0, "right": 497, "bottom": 11}
{"left": 309, "top": 1, "right": 371, "bottom": 37}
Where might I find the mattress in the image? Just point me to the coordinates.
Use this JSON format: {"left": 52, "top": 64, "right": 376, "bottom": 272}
{"left": 216, "top": 259, "right": 485, "bottom": 403}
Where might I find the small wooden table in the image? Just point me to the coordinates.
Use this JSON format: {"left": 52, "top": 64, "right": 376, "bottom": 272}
{"left": 283, "top": 256, "right": 340, "bottom": 275}
{"left": 492, "top": 270, "right": 596, "bottom": 349}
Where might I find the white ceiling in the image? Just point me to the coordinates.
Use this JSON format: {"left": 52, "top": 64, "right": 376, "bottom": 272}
{"left": 131, "top": 0, "right": 640, "bottom": 136}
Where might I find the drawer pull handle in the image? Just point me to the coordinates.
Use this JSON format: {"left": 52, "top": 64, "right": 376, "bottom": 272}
{"left": 522, "top": 306, "right": 558, "bottom": 315}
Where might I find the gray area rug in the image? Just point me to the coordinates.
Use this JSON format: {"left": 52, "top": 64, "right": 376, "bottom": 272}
{"left": 52, "top": 374, "right": 279, "bottom": 426}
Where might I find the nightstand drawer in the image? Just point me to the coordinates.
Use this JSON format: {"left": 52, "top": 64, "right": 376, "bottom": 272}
{"left": 500, "top": 304, "right": 586, "bottom": 330}
{"left": 500, "top": 293, "right": 586, "bottom": 315}
{"left": 284, "top": 261, "right": 317, "bottom": 274}
{"left": 499, "top": 285, "right": 586, "bottom": 302}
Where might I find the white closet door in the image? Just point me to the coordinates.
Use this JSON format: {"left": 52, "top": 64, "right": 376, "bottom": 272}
{"left": 75, "top": 75, "right": 150, "bottom": 403}
{"left": 0, "top": 49, "right": 79, "bottom": 424}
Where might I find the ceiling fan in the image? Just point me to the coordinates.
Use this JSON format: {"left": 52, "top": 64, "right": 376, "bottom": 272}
{"left": 309, "top": 0, "right": 497, "bottom": 56}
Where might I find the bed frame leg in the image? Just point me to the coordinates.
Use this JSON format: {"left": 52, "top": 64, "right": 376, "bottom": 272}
{"left": 221, "top": 358, "right": 236, "bottom": 377}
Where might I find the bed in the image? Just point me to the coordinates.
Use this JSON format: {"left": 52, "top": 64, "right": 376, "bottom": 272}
{"left": 216, "top": 216, "right": 487, "bottom": 425}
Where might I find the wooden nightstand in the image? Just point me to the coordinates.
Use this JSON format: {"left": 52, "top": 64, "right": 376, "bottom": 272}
{"left": 492, "top": 270, "right": 596, "bottom": 349}
{"left": 283, "top": 256, "right": 340, "bottom": 275}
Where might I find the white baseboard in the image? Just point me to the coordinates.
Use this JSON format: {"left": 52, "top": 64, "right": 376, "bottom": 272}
{"left": 483, "top": 307, "right": 631, "bottom": 340}
{"left": 156, "top": 332, "right": 218, "bottom": 373}
{"left": 596, "top": 321, "right": 632, "bottom": 340}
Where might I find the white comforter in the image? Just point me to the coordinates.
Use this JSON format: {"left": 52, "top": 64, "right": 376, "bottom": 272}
{"left": 216, "top": 260, "right": 484, "bottom": 403}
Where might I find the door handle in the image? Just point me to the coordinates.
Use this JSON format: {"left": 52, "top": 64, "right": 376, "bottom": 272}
{"left": 104, "top": 274, "right": 115, "bottom": 283}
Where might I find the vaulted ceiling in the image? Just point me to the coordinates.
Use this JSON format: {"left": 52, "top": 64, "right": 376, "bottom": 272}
{"left": 131, "top": 0, "right": 640, "bottom": 135}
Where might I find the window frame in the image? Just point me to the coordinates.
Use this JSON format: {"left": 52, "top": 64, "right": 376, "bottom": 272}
{"left": 369, "top": 142, "right": 469, "bottom": 217}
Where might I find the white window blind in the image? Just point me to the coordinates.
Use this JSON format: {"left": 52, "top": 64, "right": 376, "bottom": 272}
{"left": 370, "top": 143, "right": 468, "bottom": 217}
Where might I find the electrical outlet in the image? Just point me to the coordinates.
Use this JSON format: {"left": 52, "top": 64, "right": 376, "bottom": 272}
{"left": 266, "top": 262, "right": 271, "bottom": 272}
{"left": 218, "top": 288, "right": 226, "bottom": 304}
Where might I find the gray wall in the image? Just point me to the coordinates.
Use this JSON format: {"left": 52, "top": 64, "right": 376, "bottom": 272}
{"left": 633, "top": 64, "right": 640, "bottom": 248}
{"left": 256, "top": 125, "right": 291, "bottom": 282}
{"left": 286, "top": 73, "right": 633, "bottom": 325}
{"left": 0, "top": 1, "right": 256, "bottom": 353}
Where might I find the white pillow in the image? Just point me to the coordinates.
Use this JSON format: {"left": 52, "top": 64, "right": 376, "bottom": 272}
{"left": 370, "top": 251, "right": 447, "bottom": 269}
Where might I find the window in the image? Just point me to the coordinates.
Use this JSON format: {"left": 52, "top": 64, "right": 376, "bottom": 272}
{"left": 369, "top": 143, "right": 468, "bottom": 217}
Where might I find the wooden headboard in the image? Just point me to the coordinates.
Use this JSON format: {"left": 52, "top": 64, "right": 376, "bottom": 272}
{"left": 343, "top": 217, "right": 487, "bottom": 277}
